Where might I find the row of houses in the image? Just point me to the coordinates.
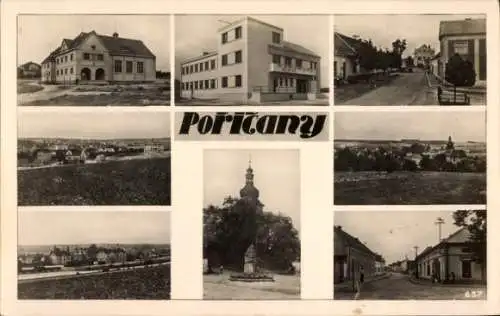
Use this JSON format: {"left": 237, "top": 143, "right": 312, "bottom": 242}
{"left": 19, "top": 245, "right": 166, "bottom": 267}
{"left": 333, "top": 225, "right": 385, "bottom": 285}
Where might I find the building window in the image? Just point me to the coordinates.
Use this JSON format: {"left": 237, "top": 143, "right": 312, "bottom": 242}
{"left": 334, "top": 61, "right": 338, "bottom": 76}
{"left": 222, "top": 54, "right": 228, "bottom": 66}
{"left": 462, "top": 261, "right": 472, "bottom": 278}
{"left": 235, "top": 75, "right": 242, "bottom": 87}
{"left": 285, "top": 57, "right": 292, "bottom": 67}
{"left": 84, "top": 53, "right": 90, "bottom": 60}
{"left": 272, "top": 32, "right": 281, "bottom": 44}
{"left": 211, "top": 59, "right": 216, "bottom": 69}
{"left": 296, "top": 59, "right": 302, "bottom": 68}
{"left": 221, "top": 76, "right": 228, "bottom": 88}
{"left": 210, "top": 79, "right": 216, "bottom": 89}
{"left": 189, "top": 82, "right": 193, "bottom": 90}
{"left": 137, "top": 62, "right": 144, "bottom": 73}
{"left": 70, "top": 54, "right": 74, "bottom": 61}
{"left": 200, "top": 62, "right": 204, "bottom": 72}
{"left": 114, "top": 60, "right": 122, "bottom": 73}
{"left": 204, "top": 79, "right": 209, "bottom": 89}
{"left": 235, "top": 50, "right": 242, "bottom": 63}
{"left": 126, "top": 61, "right": 133, "bottom": 73}
{"left": 272, "top": 55, "right": 281, "bottom": 64}
{"left": 194, "top": 64, "right": 198, "bottom": 72}
{"left": 205, "top": 61, "right": 209, "bottom": 71}
{"left": 64, "top": 68, "right": 68, "bottom": 74}
{"left": 194, "top": 81, "right": 198, "bottom": 90}
{"left": 65, "top": 56, "right": 68, "bottom": 62}
{"left": 97, "top": 54, "right": 104, "bottom": 61}
{"left": 189, "top": 65, "right": 193, "bottom": 74}
{"left": 235, "top": 26, "right": 242, "bottom": 39}
{"left": 199, "top": 80, "right": 203, "bottom": 89}
{"left": 222, "top": 32, "right": 228, "bottom": 44}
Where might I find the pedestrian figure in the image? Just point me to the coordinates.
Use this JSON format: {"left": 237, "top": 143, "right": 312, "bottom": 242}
{"left": 359, "top": 266, "right": 365, "bottom": 284}
{"left": 219, "top": 265, "right": 224, "bottom": 274}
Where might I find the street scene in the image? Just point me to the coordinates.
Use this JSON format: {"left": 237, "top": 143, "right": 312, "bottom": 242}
{"left": 175, "top": 15, "right": 329, "bottom": 106}
{"left": 18, "top": 211, "right": 171, "bottom": 299}
{"left": 334, "top": 111, "right": 486, "bottom": 205}
{"left": 334, "top": 14, "right": 486, "bottom": 105}
{"left": 334, "top": 210, "right": 487, "bottom": 300}
{"left": 17, "top": 15, "right": 171, "bottom": 106}
{"left": 203, "top": 150, "right": 301, "bottom": 299}
{"left": 18, "top": 110, "right": 171, "bottom": 205}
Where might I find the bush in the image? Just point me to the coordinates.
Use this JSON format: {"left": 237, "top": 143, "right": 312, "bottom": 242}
{"left": 445, "top": 53, "right": 476, "bottom": 87}
{"left": 346, "top": 73, "right": 373, "bottom": 84}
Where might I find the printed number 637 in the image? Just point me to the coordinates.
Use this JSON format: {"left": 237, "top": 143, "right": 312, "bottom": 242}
{"left": 465, "top": 290, "right": 484, "bottom": 298}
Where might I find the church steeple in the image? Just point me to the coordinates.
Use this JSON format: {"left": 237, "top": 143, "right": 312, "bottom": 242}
{"left": 240, "top": 155, "right": 259, "bottom": 201}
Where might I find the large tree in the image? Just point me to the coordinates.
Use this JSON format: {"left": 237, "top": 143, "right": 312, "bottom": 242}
{"left": 445, "top": 53, "right": 476, "bottom": 103}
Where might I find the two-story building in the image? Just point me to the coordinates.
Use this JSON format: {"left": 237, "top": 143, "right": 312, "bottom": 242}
{"left": 415, "top": 227, "right": 486, "bottom": 283}
{"left": 414, "top": 44, "right": 436, "bottom": 68}
{"left": 439, "top": 18, "right": 486, "bottom": 87}
{"left": 41, "top": 31, "right": 156, "bottom": 84}
{"left": 179, "top": 16, "right": 321, "bottom": 103}
{"left": 334, "top": 225, "right": 378, "bottom": 284}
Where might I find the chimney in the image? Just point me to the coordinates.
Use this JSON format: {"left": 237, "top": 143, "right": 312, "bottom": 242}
{"left": 113, "top": 32, "right": 119, "bottom": 38}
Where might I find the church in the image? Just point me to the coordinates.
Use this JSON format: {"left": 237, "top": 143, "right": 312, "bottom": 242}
{"left": 41, "top": 30, "right": 156, "bottom": 84}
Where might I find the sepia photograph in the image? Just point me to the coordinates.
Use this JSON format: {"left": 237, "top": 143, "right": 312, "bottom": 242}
{"left": 334, "top": 111, "right": 486, "bottom": 205}
{"left": 334, "top": 210, "right": 487, "bottom": 300}
{"left": 17, "top": 15, "right": 171, "bottom": 106}
{"left": 17, "top": 110, "right": 171, "bottom": 206}
{"left": 175, "top": 15, "right": 329, "bottom": 106}
{"left": 18, "top": 210, "right": 171, "bottom": 299}
{"left": 334, "top": 14, "right": 486, "bottom": 106}
{"left": 203, "top": 149, "right": 301, "bottom": 300}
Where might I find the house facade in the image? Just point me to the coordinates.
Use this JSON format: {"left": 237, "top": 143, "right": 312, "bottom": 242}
{"left": 180, "top": 16, "right": 321, "bottom": 103}
{"left": 49, "top": 246, "right": 71, "bottom": 265}
{"left": 415, "top": 227, "right": 485, "bottom": 283}
{"left": 334, "top": 225, "right": 378, "bottom": 284}
{"left": 439, "top": 18, "right": 486, "bottom": 87}
{"left": 41, "top": 31, "right": 156, "bottom": 84}
{"left": 414, "top": 44, "right": 436, "bottom": 68}
{"left": 18, "top": 62, "right": 42, "bottom": 78}
{"left": 334, "top": 32, "right": 361, "bottom": 81}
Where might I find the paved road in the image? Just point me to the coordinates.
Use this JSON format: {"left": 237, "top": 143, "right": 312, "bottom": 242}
{"left": 335, "top": 273, "right": 486, "bottom": 300}
{"left": 341, "top": 71, "right": 436, "bottom": 106}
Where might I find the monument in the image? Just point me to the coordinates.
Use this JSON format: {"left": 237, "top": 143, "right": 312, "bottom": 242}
{"left": 229, "top": 157, "right": 274, "bottom": 282}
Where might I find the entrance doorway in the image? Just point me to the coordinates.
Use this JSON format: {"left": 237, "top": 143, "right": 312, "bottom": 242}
{"left": 296, "top": 79, "right": 308, "bottom": 93}
{"left": 81, "top": 68, "right": 91, "bottom": 81}
{"left": 432, "top": 259, "right": 441, "bottom": 281}
{"left": 95, "top": 68, "right": 105, "bottom": 80}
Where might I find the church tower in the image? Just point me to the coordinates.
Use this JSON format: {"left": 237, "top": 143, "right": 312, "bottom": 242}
{"left": 239, "top": 157, "right": 264, "bottom": 213}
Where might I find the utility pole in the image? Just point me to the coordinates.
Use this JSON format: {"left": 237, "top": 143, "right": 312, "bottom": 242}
{"left": 435, "top": 217, "right": 445, "bottom": 242}
{"left": 413, "top": 246, "right": 419, "bottom": 278}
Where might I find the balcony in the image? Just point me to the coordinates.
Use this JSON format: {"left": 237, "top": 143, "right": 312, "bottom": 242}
{"left": 269, "top": 63, "right": 317, "bottom": 76}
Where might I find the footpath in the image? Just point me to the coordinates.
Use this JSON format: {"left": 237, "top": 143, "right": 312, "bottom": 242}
{"left": 408, "top": 276, "right": 486, "bottom": 287}
{"left": 425, "top": 72, "right": 486, "bottom": 95}
{"left": 334, "top": 273, "right": 390, "bottom": 293}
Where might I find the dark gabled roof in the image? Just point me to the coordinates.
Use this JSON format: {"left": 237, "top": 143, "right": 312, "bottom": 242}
{"left": 41, "top": 30, "right": 155, "bottom": 64}
{"left": 334, "top": 32, "right": 358, "bottom": 57}
{"left": 280, "top": 40, "right": 320, "bottom": 58}
{"left": 439, "top": 18, "right": 486, "bottom": 39}
{"left": 334, "top": 226, "right": 378, "bottom": 257}
{"left": 19, "top": 61, "right": 41, "bottom": 70}
{"left": 416, "top": 227, "right": 473, "bottom": 260}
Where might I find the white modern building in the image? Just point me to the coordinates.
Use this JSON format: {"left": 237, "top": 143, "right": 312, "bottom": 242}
{"left": 179, "top": 17, "right": 321, "bottom": 103}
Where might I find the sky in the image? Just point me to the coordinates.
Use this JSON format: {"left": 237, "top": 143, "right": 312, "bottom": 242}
{"left": 19, "top": 211, "right": 171, "bottom": 246}
{"left": 18, "top": 110, "right": 171, "bottom": 139}
{"left": 175, "top": 15, "right": 330, "bottom": 88}
{"left": 18, "top": 15, "right": 171, "bottom": 71}
{"left": 335, "top": 111, "right": 485, "bottom": 142}
{"left": 335, "top": 210, "right": 465, "bottom": 264}
{"left": 204, "top": 149, "right": 301, "bottom": 233}
{"left": 335, "top": 14, "right": 486, "bottom": 58}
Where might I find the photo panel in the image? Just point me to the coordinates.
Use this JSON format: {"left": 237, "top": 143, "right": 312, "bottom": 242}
{"left": 17, "top": 210, "right": 172, "bottom": 300}
{"left": 333, "top": 209, "right": 487, "bottom": 301}
{"left": 202, "top": 149, "right": 301, "bottom": 300}
{"left": 175, "top": 15, "right": 329, "bottom": 106}
{"left": 17, "top": 109, "right": 172, "bottom": 206}
{"left": 334, "top": 110, "right": 486, "bottom": 205}
{"left": 17, "top": 14, "right": 171, "bottom": 107}
{"left": 333, "top": 14, "right": 486, "bottom": 106}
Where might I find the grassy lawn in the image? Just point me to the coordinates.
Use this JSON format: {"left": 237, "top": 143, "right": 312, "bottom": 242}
{"left": 204, "top": 271, "right": 300, "bottom": 300}
{"left": 24, "top": 91, "right": 170, "bottom": 106}
{"left": 18, "top": 265, "right": 170, "bottom": 300}
{"left": 18, "top": 81, "right": 44, "bottom": 94}
{"left": 18, "top": 157, "right": 171, "bottom": 205}
{"left": 334, "top": 171, "right": 486, "bottom": 205}
{"left": 334, "top": 74, "right": 398, "bottom": 104}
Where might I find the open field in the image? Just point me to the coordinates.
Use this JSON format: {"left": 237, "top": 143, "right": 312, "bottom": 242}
{"left": 18, "top": 80, "right": 44, "bottom": 94}
{"left": 18, "top": 81, "right": 170, "bottom": 106}
{"left": 18, "top": 264, "right": 170, "bottom": 300}
{"left": 204, "top": 271, "right": 300, "bottom": 300}
{"left": 334, "top": 171, "right": 486, "bottom": 205}
{"left": 18, "top": 157, "right": 171, "bottom": 205}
